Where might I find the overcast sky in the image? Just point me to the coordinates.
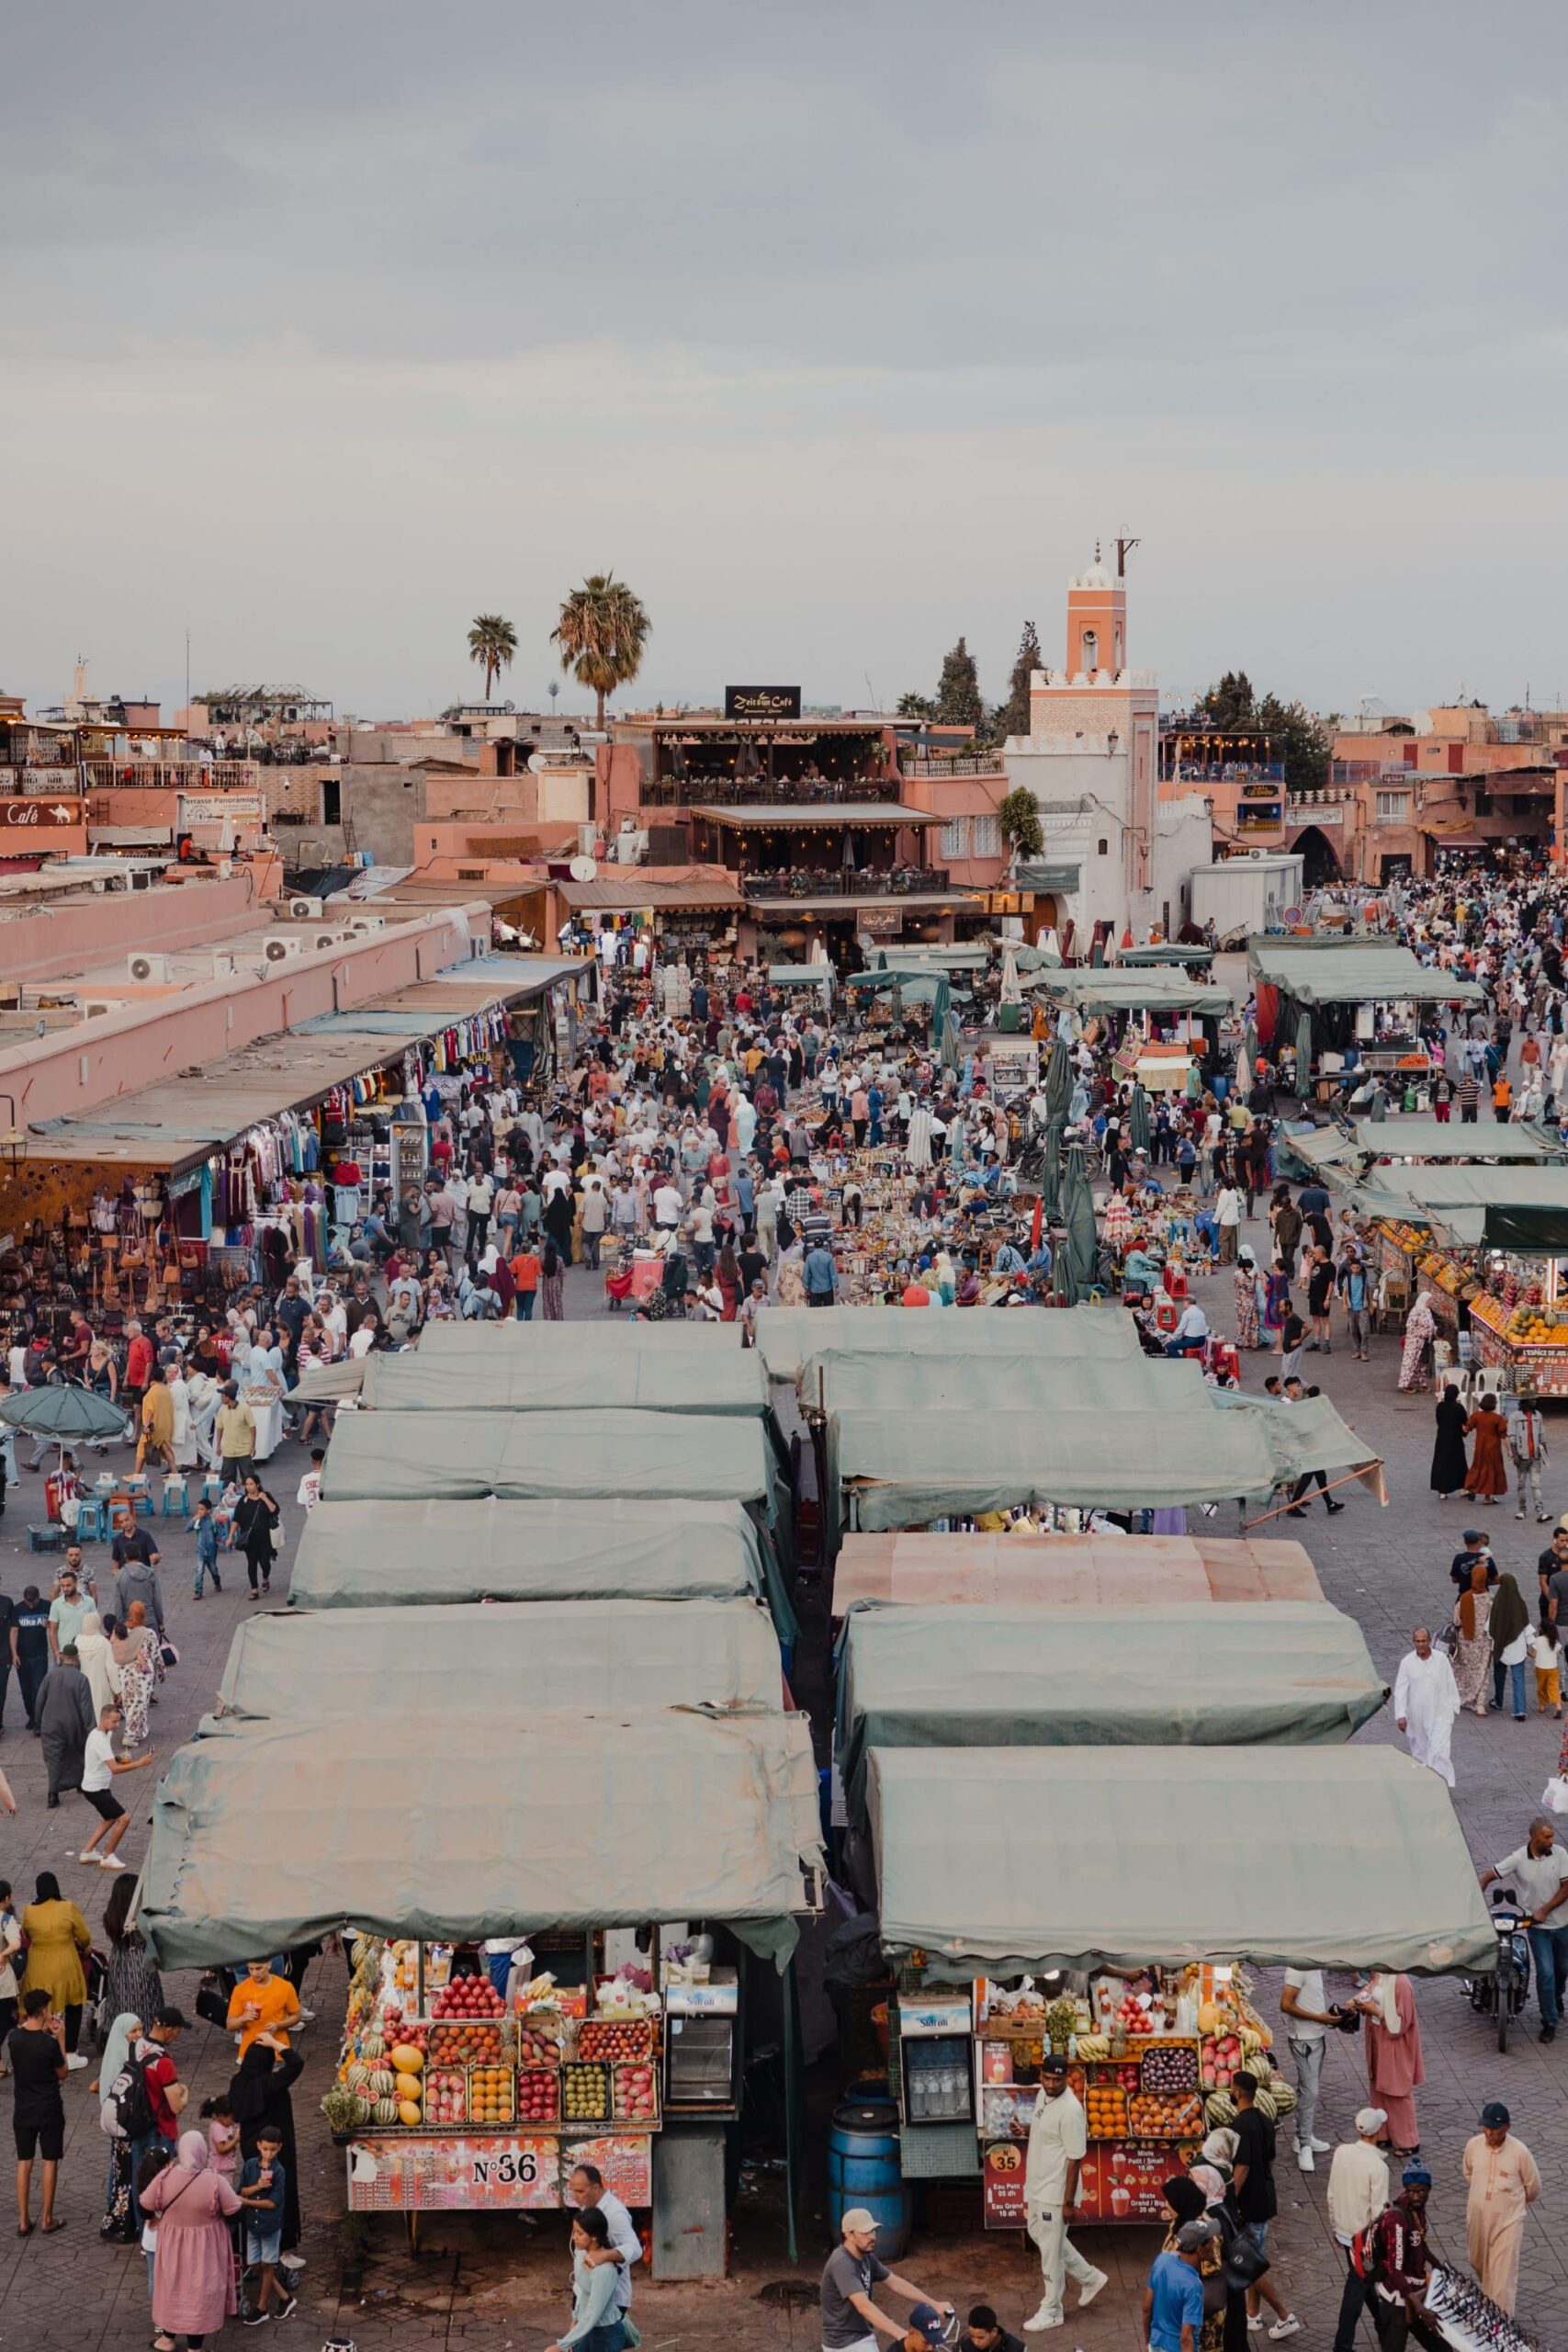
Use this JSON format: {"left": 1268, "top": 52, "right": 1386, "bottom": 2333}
{"left": 6, "top": 1, "right": 1566, "bottom": 724}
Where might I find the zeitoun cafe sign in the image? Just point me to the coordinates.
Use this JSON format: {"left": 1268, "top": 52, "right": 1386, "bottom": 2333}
{"left": 724, "top": 685, "right": 802, "bottom": 720}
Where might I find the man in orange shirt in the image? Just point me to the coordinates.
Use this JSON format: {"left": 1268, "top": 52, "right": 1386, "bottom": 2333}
{"left": 225, "top": 1956, "right": 302, "bottom": 2057}
{"left": 511, "top": 1246, "right": 542, "bottom": 1321}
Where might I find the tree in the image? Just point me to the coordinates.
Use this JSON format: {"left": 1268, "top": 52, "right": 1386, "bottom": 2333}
{"left": 998, "top": 785, "right": 1043, "bottom": 864}
{"left": 551, "top": 572, "right": 650, "bottom": 731}
{"left": 897, "top": 690, "right": 937, "bottom": 719}
{"left": 995, "top": 619, "right": 1044, "bottom": 741}
{"left": 935, "top": 636, "right": 984, "bottom": 729}
{"left": 467, "top": 614, "right": 517, "bottom": 702}
{"left": 1196, "top": 670, "right": 1256, "bottom": 731}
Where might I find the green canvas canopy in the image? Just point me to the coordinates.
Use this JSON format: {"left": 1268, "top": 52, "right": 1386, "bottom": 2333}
{"left": 768, "top": 965, "right": 834, "bottom": 989}
{"left": 138, "top": 1707, "right": 823, "bottom": 1971}
{"left": 415, "top": 1321, "right": 751, "bottom": 1363}
{"left": 756, "top": 1303, "right": 1136, "bottom": 1386}
{"left": 801, "top": 1346, "right": 1142, "bottom": 1418}
{"left": 875, "top": 946, "right": 987, "bottom": 971}
{"left": 1024, "top": 969, "right": 1230, "bottom": 1016}
{"left": 359, "top": 1345, "right": 768, "bottom": 1415}
{"left": 868, "top": 1746, "right": 1495, "bottom": 1979}
{"left": 289, "top": 1498, "right": 767, "bottom": 1611}
{"left": 1342, "top": 1163, "right": 1568, "bottom": 1250}
{"left": 836, "top": 1601, "right": 1385, "bottom": 1823}
{"left": 320, "top": 1408, "right": 783, "bottom": 1517}
{"left": 218, "top": 1599, "right": 783, "bottom": 1721}
{"left": 1349, "top": 1117, "right": 1567, "bottom": 1164}
{"left": 825, "top": 1363, "right": 1382, "bottom": 1535}
{"left": 1247, "top": 938, "right": 1485, "bottom": 1006}
{"left": 1116, "top": 944, "right": 1216, "bottom": 967}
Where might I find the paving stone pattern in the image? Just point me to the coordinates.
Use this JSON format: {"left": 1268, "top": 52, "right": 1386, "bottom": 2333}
{"left": 0, "top": 1195, "right": 1562, "bottom": 2347}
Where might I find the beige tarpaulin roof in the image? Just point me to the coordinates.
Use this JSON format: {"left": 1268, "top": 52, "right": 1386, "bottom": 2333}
{"left": 319, "top": 1408, "right": 783, "bottom": 1515}
{"left": 358, "top": 1341, "right": 768, "bottom": 1414}
{"left": 140, "top": 1707, "right": 823, "bottom": 1970}
{"left": 218, "top": 1600, "right": 784, "bottom": 1720}
{"left": 755, "top": 1302, "right": 1137, "bottom": 1385}
{"left": 832, "top": 1531, "right": 1324, "bottom": 1613}
{"left": 869, "top": 1747, "right": 1495, "bottom": 1979}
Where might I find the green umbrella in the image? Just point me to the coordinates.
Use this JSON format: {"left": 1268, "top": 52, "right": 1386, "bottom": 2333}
{"left": 0, "top": 1383, "right": 130, "bottom": 1444}
{"left": 1063, "top": 1139, "right": 1099, "bottom": 1291}
{"left": 939, "top": 1011, "right": 962, "bottom": 1073}
{"left": 1051, "top": 1229, "right": 1079, "bottom": 1305}
{"left": 1039, "top": 1114, "right": 1065, "bottom": 1220}
{"left": 1129, "top": 1082, "right": 1151, "bottom": 1154}
{"left": 1044, "top": 1036, "right": 1073, "bottom": 1121}
{"left": 1294, "top": 1009, "right": 1314, "bottom": 1099}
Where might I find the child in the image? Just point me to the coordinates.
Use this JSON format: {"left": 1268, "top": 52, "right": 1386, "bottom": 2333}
{"left": 1534, "top": 1612, "right": 1563, "bottom": 1719}
{"left": 189, "top": 1498, "right": 222, "bottom": 1599}
{"left": 137, "top": 2142, "right": 172, "bottom": 2311}
{"left": 237, "top": 2128, "right": 294, "bottom": 2323}
{"left": 202, "top": 2091, "right": 241, "bottom": 2183}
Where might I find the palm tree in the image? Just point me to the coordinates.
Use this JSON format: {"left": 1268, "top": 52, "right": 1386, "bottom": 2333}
{"left": 468, "top": 614, "right": 517, "bottom": 702}
{"left": 551, "top": 573, "right": 650, "bottom": 730}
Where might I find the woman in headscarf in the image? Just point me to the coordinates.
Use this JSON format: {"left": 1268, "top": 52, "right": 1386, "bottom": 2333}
{"left": 1189, "top": 2163, "right": 1250, "bottom": 2352}
{"left": 1488, "top": 1571, "right": 1533, "bottom": 1720}
{"left": 95, "top": 2008, "right": 143, "bottom": 2242}
{"left": 1452, "top": 1559, "right": 1495, "bottom": 1716}
{"left": 101, "top": 1869, "right": 163, "bottom": 2035}
{"left": 1233, "top": 1247, "right": 1263, "bottom": 1351}
{"left": 141, "top": 2131, "right": 243, "bottom": 2351}
{"left": 1430, "top": 1383, "right": 1470, "bottom": 1498}
{"left": 110, "top": 1600, "right": 164, "bottom": 1747}
{"left": 20, "top": 1871, "right": 91, "bottom": 2055}
{"left": 75, "top": 1609, "right": 118, "bottom": 1721}
{"left": 1398, "top": 1293, "right": 1438, "bottom": 1391}
{"left": 228, "top": 2035, "right": 304, "bottom": 2251}
{"left": 1357, "top": 1973, "right": 1425, "bottom": 2159}
{"left": 1262, "top": 1261, "right": 1291, "bottom": 1342}
{"left": 538, "top": 1242, "right": 566, "bottom": 1322}
{"left": 1462, "top": 1390, "right": 1509, "bottom": 1501}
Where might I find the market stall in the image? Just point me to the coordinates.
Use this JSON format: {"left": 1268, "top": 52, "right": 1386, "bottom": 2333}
{"left": 834, "top": 1600, "right": 1386, "bottom": 1819}
{"left": 138, "top": 1706, "right": 822, "bottom": 2227}
{"left": 289, "top": 1498, "right": 773, "bottom": 1613}
{"left": 812, "top": 1356, "right": 1385, "bottom": 1542}
{"left": 831, "top": 1529, "right": 1325, "bottom": 1615}
{"left": 217, "top": 1599, "right": 784, "bottom": 1720}
{"left": 1246, "top": 935, "right": 1484, "bottom": 1093}
{"left": 357, "top": 1342, "right": 769, "bottom": 1416}
{"left": 866, "top": 1745, "right": 1495, "bottom": 2222}
{"left": 753, "top": 1302, "right": 1140, "bottom": 1387}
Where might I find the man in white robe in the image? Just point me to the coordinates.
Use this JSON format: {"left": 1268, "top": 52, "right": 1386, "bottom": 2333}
{"left": 1393, "top": 1626, "right": 1461, "bottom": 1786}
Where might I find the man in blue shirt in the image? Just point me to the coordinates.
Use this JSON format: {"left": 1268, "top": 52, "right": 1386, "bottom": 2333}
{"left": 1144, "top": 2219, "right": 1213, "bottom": 2352}
{"left": 804, "top": 1241, "right": 838, "bottom": 1306}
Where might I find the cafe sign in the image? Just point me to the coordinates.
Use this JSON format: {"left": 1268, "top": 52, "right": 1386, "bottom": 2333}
{"left": 0, "top": 797, "right": 82, "bottom": 829}
{"left": 725, "top": 685, "right": 802, "bottom": 721}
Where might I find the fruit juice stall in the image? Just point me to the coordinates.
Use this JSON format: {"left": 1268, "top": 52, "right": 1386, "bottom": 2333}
{"left": 832, "top": 1602, "right": 1389, "bottom": 2217}
{"left": 864, "top": 1747, "right": 1496, "bottom": 2229}
{"left": 136, "top": 1702, "right": 824, "bottom": 2263}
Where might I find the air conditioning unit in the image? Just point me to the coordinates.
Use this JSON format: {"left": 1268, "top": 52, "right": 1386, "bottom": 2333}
{"left": 127, "top": 953, "right": 172, "bottom": 983}
{"left": 310, "top": 928, "right": 348, "bottom": 952}
{"left": 344, "top": 914, "right": 386, "bottom": 934}
{"left": 263, "top": 934, "right": 305, "bottom": 962}
{"left": 209, "top": 952, "right": 238, "bottom": 979}
{"left": 287, "top": 895, "right": 323, "bottom": 919}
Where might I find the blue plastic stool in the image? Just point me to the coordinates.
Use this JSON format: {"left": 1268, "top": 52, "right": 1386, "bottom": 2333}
{"left": 126, "top": 1476, "right": 153, "bottom": 1518}
{"left": 74, "top": 1496, "right": 108, "bottom": 1543}
{"left": 200, "top": 1475, "right": 223, "bottom": 1505}
{"left": 160, "top": 1474, "right": 189, "bottom": 1516}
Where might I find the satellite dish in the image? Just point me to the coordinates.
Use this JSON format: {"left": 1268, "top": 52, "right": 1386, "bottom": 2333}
{"left": 569, "top": 855, "right": 599, "bottom": 882}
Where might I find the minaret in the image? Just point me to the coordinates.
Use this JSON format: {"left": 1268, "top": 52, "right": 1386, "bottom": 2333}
{"left": 1065, "top": 543, "right": 1126, "bottom": 678}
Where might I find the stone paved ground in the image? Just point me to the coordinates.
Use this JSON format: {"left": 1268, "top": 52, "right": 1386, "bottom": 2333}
{"left": 1, "top": 1171, "right": 1563, "bottom": 2347}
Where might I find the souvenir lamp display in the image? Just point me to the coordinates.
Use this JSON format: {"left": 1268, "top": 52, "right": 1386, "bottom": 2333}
{"left": 321, "top": 1935, "right": 663, "bottom": 2213}
{"left": 896, "top": 1963, "right": 1293, "bottom": 2227}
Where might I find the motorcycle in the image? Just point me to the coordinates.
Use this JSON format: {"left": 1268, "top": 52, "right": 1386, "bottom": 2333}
{"left": 1465, "top": 1884, "right": 1531, "bottom": 2053}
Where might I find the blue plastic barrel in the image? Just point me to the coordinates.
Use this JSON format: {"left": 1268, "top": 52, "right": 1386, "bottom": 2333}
{"left": 826, "top": 2097, "right": 911, "bottom": 2258}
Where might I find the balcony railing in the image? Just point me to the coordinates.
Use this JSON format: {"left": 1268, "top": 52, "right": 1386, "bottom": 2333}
{"left": 1164, "top": 760, "right": 1286, "bottom": 784}
{"left": 898, "top": 752, "right": 1005, "bottom": 778}
{"left": 641, "top": 775, "right": 898, "bottom": 808}
{"left": 742, "top": 866, "right": 952, "bottom": 901}
{"left": 1287, "top": 787, "right": 1359, "bottom": 815}
{"left": 82, "top": 760, "right": 263, "bottom": 791}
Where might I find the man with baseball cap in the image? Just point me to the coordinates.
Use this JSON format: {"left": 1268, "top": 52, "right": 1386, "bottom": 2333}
{"left": 1022, "top": 2051, "right": 1107, "bottom": 2331}
{"left": 1143, "top": 2217, "right": 1217, "bottom": 2352}
{"left": 819, "top": 2207, "right": 953, "bottom": 2352}
{"left": 1327, "top": 2109, "right": 1390, "bottom": 2352}
{"left": 1462, "top": 2098, "right": 1540, "bottom": 2315}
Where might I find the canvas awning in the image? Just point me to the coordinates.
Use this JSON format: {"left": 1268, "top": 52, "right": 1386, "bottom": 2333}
{"left": 1349, "top": 1116, "right": 1567, "bottom": 1164}
{"left": 1341, "top": 1163, "right": 1568, "bottom": 1250}
{"left": 768, "top": 965, "right": 834, "bottom": 988}
{"left": 1014, "top": 862, "right": 1082, "bottom": 895}
{"left": 1115, "top": 944, "right": 1216, "bottom": 967}
{"left": 868, "top": 1747, "right": 1495, "bottom": 1979}
{"left": 138, "top": 1707, "right": 823, "bottom": 1970}
{"left": 1246, "top": 939, "right": 1484, "bottom": 1006}
{"left": 1024, "top": 969, "right": 1230, "bottom": 1016}
{"left": 320, "top": 1408, "right": 783, "bottom": 1514}
{"left": 831, "top": 1531, "right": 1324, "bottom": 1613}
{"left": 825, "top": 1363, "right": 1383, "bottom": 1534}
{"left": 288, "top": 1497, "right": 783, "bottom": 1619}
{"left": 694, "top": 803, "right": 933, "bottom": 827}
{"left": 218, "top": 1599, "right": 783, "bottom": 1720}
{"left": 755, "top": 1303, "right": 1137, "bottom": 1386}
{"left": 837, "top": 1602, "right": 1384, "bottom": 1825}
{"left": 357, "top": 1345, "right": 768, "bottom": 1415}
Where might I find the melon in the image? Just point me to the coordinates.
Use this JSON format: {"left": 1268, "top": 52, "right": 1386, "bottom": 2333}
{"left": 394, "top": 2072, "right": 423, "bottom": 2102}
{"left": 390, "top": 2044, "right": 424, "bottom": 2075}
{"left": 360, "top": 2031, "right": 386, "bottom": 2060}
{"left": 367, "top": 2068, "right": 395, "bottom": 2098}
{"left": 344, "top": 2062, "right": 372, "bottom": 2091}
{"left": 350, "top": 2094, "right": 372, "bottom": 2126}
{"left": 1270, "top": 2082, "right": 1297, "bottom": 2117}
{"left": 372, "top": 2097, "right": 400, "bottom": 2126}
{"left": 398, "top": 2098, "right": 423, "bottom": 2127}
{"left": 1252, "top": 2088, "right": 1279, "bottom": 2122}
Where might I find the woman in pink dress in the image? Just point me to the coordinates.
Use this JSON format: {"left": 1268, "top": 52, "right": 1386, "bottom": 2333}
{"left": 1358, "top": 1972, "right": 1424, "bottom": 2157}
{"left": 141, "top": 2131, "right": 243, "bottom": 2351}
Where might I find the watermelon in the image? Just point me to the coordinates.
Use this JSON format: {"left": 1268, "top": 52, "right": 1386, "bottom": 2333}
{"left": 372, "top": 2097, "right": 400, "bottom": 2126}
